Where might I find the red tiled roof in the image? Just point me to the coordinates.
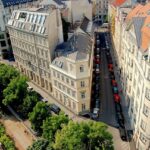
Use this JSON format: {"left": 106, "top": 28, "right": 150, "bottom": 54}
{"left": 112, "top": 0, "right": 126, "bottom": 7}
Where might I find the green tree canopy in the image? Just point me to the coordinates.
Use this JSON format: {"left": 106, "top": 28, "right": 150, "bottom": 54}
{"left": 28, "top": 102, "right": 50, "bottom": 133}
{"left": 0, "top": 63, "right": 19, "bottom": 89}
{"left": 2, "top": 76, "right": 28, "bottom": 106}
{"left": 53, "top": 121, "right": 114, "bottom": 150}
{"left": 18, "top": 91, "right": 40, "bottom": 118}
{"left": 42, "top": 112, "right": 69, "bottom": 141}
{"left": 27, "top": 139, "right": 49, "bottom": 150}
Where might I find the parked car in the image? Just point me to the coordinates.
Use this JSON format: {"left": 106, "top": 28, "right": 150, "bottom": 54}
{"left": 115, "top": 103, "right": 122, "bottom": 112}
{"left": 111, "top": 80, "right": 117, "bottom": 86}
{"left": 108, "top": 64, "right": 113, "bottom": 69}
{"left": 116, "top": 112, "right": 125, "bottom": 127}
{"left": 95, "top": 67, "right": 100, "bottom": 73}
{"left": 92, "top": 108, "right": 99, "bottom": 120}
{"left": 27, "top": 86, "right": 33, "bottom": 91}
{"left": 96, "top": 48, "right": 100, "bottom": 53}
{"left": 112, "top": 86, "right": 118, "bottom": 94}
{"left": 96, "top": 54, "right": 100, "bottom": 59}
{"left": 95, "top": 84, "right": 100, "bottom": 91}
{"left": 95, "top": 76, "right": 100, "bottom": 81}
{"left": 95, "top": 99, "right": 100, "bottom": 108}
{"left": 113, "top": 94, "right": 121, "bottom": 103}
{"left": 42, "top": 98, "right": 48, "bottom": 103}
{"left": 119, "top": 127, "right": 127, "bottom": 141}
{"left": 50, "top": 104, "right": 61, "bottom": 114}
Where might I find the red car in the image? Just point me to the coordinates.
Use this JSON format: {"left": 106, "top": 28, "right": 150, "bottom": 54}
{"left": 108, "top": 64, "right": 113, "bottom": 69}
{"left": 113, "top": 94, "right": 120, "bottom": 103}
{"left": 111, "top": 80, "right": 117, "bottom": 86}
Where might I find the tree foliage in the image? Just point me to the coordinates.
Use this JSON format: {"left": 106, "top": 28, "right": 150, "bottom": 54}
{"left": 27, "top": 139, "right": 49, "bottom": 150}
{"left": 53, "top": 121, "right": 114, "bottom": 150}
{"left": 42, "top": 112, "right": 69, "bottom": 141}
{"left": 28, "top": 102, "right": 50, "bottom": 133}
{"left": 3, "top": 76, "right": 28, "bottom": 106}
{"left": 18, "top": 91, "right": 40, "bottom": 118}
{"left": 0, "top": 123, "right": 16, "bottom": 150}
{"left": 0, "top": 63, "right": 19, "bottom": 90}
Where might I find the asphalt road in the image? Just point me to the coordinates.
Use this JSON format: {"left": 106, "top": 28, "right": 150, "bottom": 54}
{"left": 95, "top": 32, "right": 117, "bottom": 126}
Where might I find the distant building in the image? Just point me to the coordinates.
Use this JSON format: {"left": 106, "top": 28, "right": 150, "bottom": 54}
{"left": 7, "top": 7, "right": 63, "bottom": 93}
{"left": 92, "top": 0, "right": 109, "bottom": 24}
{"left": 0, "top": 0, "right": 40, "bottom": 59}
{"left": 50, "top": 17, "right": 94, "bottom": 114}
{"left": 40, "top": 0, "right": 92, "bottom": 23}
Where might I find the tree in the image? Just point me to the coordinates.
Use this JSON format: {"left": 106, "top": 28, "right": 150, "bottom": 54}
{"left": 0, "top": 63, "right": 19, "bottom": 90}
{"left": 18, "top": 91, "right": 40, "bottom": 118}
{"left": 2, "top": 76, "right": 28, "bottom": 107}
{"left": 42, "top": 112, "right": 69, "bottom": 141}
{"left": 53, "top": 121, "right": 114, "bottom": 150}
{"left": 28, "top": 102, "right": 50, "bottom": 133}
{"left": 27, "top": 139, "right": 49, "bottom": 150}
{"left": 53, "top": 121, "right": 88, "bottom": 150}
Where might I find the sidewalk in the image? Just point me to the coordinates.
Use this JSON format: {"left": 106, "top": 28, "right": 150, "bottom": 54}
{"left": 108, "top": 33, "right": 136, "bottom": 150}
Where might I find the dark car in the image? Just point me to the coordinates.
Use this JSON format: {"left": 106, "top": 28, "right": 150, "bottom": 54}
{"left": 50, "top": 104, "right": 61, "bottom": 114}
{"left": 116, "top": 112, "right": 125, "bottom": 127}
{"left": 112, "top": 86, "right": 118, "bottom": 94}
{"left": 119, "top": 127, "right": 127, "bottom": 141}
{"left": 115, "top": 103, "right": 122, "bottom": 112}
{"left": 95, "top": 84, "right": 100, "bottom": 91}
{"left": 95, "top": 76, "right": 100, "bottom": 81}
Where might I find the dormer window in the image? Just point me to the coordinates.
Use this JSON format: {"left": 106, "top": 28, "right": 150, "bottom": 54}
{"left": 80, "top": 65, "right": 84, "bottom": 72}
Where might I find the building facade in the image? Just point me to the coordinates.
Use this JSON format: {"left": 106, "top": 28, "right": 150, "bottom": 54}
{"left": 109, "top": 3, "right": 150, "bottom": 150}
{"left": 40, "top": 0, "right": 92, "bottom": 23}
{"left": 7, "top": 7, "right": 63, "bottom": 94}
{"left": 92, "top": 0, "right": 108, "bottom": 24}
{"left": 0, "top": 0, "right": 41, "bottom": 58}
{"left": 50, "top": 19, "right": 94, "bottom": 114}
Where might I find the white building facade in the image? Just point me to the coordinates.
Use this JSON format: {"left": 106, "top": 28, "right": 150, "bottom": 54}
{"left": 0, "top": 0, "right": 41, "bottom": 58}
{"left": 7, "top": 7, "right": 63, "bottom": 93}
{"left": 110, "top": 4, "right": 150, "bottom": 149}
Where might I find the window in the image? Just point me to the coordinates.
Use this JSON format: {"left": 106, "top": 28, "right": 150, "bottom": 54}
{"left": 145, "top": 88, "right": 150, "bottom": 100}
{"left": 81, "top": 81, "right": 85, "bottom": 87}
{"left": 61, "top": 75, "right": 64, "bottom": 81}
{"left": 72, "top": 91, "right": 76, "bottom": 97}
{"left": 143, "top": 104, "right": 149, "bottom": 117}
{"left": 81, "top": 92, "right": 85, "bottom": 99}
{"left": 80, "top": 65, "right": 84, "bottom": 72}
{"left": 67, "top": 88, "right": 70, "bottom": 95}
{"left": 140, "top": 133, "right": 147, "bottom": 144}
{"left": 0, "top": 41, "right": 6, "bottom": 47}
{"left": 73, "top": 102, "right": 76, "bottom": 110}
{"left": 54, "top": 80, "right": 57, "bottom": 86}
{"left": 140, "top": 120, "right": 146, "bottom": 131}
{"left": 82, "top": 104, "right": 86, "bottom": 111}
{"left": 53, "top": 71, "right": 56, "bottom": 76}
{"left": 66, "top": 78, "right": 69, "bottom": 84}
{"left": 57, "top": 73, "right": 60, "bottom": 79}
{"left": 0, "top": 34, "right": 4, "bottom": 39}
{"left": 63, "top": 85, "right": 66, "bottom": 91}
{"left": 71, "top": 81, "right": 74, "bottom": 86}
{"left": 58, "top": 83, "right": 61, "bottom": 90}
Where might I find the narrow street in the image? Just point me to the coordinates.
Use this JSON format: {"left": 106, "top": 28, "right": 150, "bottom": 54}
{"left": 98, "top": 32, "right": 117, "bottom": 126}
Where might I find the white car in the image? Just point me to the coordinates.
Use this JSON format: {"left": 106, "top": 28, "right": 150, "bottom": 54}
{"left": 27, "top": 86, "right": 33, "bottom": 91}
{"left": 92, "top": 108, "right": 99, "bottom": 119}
